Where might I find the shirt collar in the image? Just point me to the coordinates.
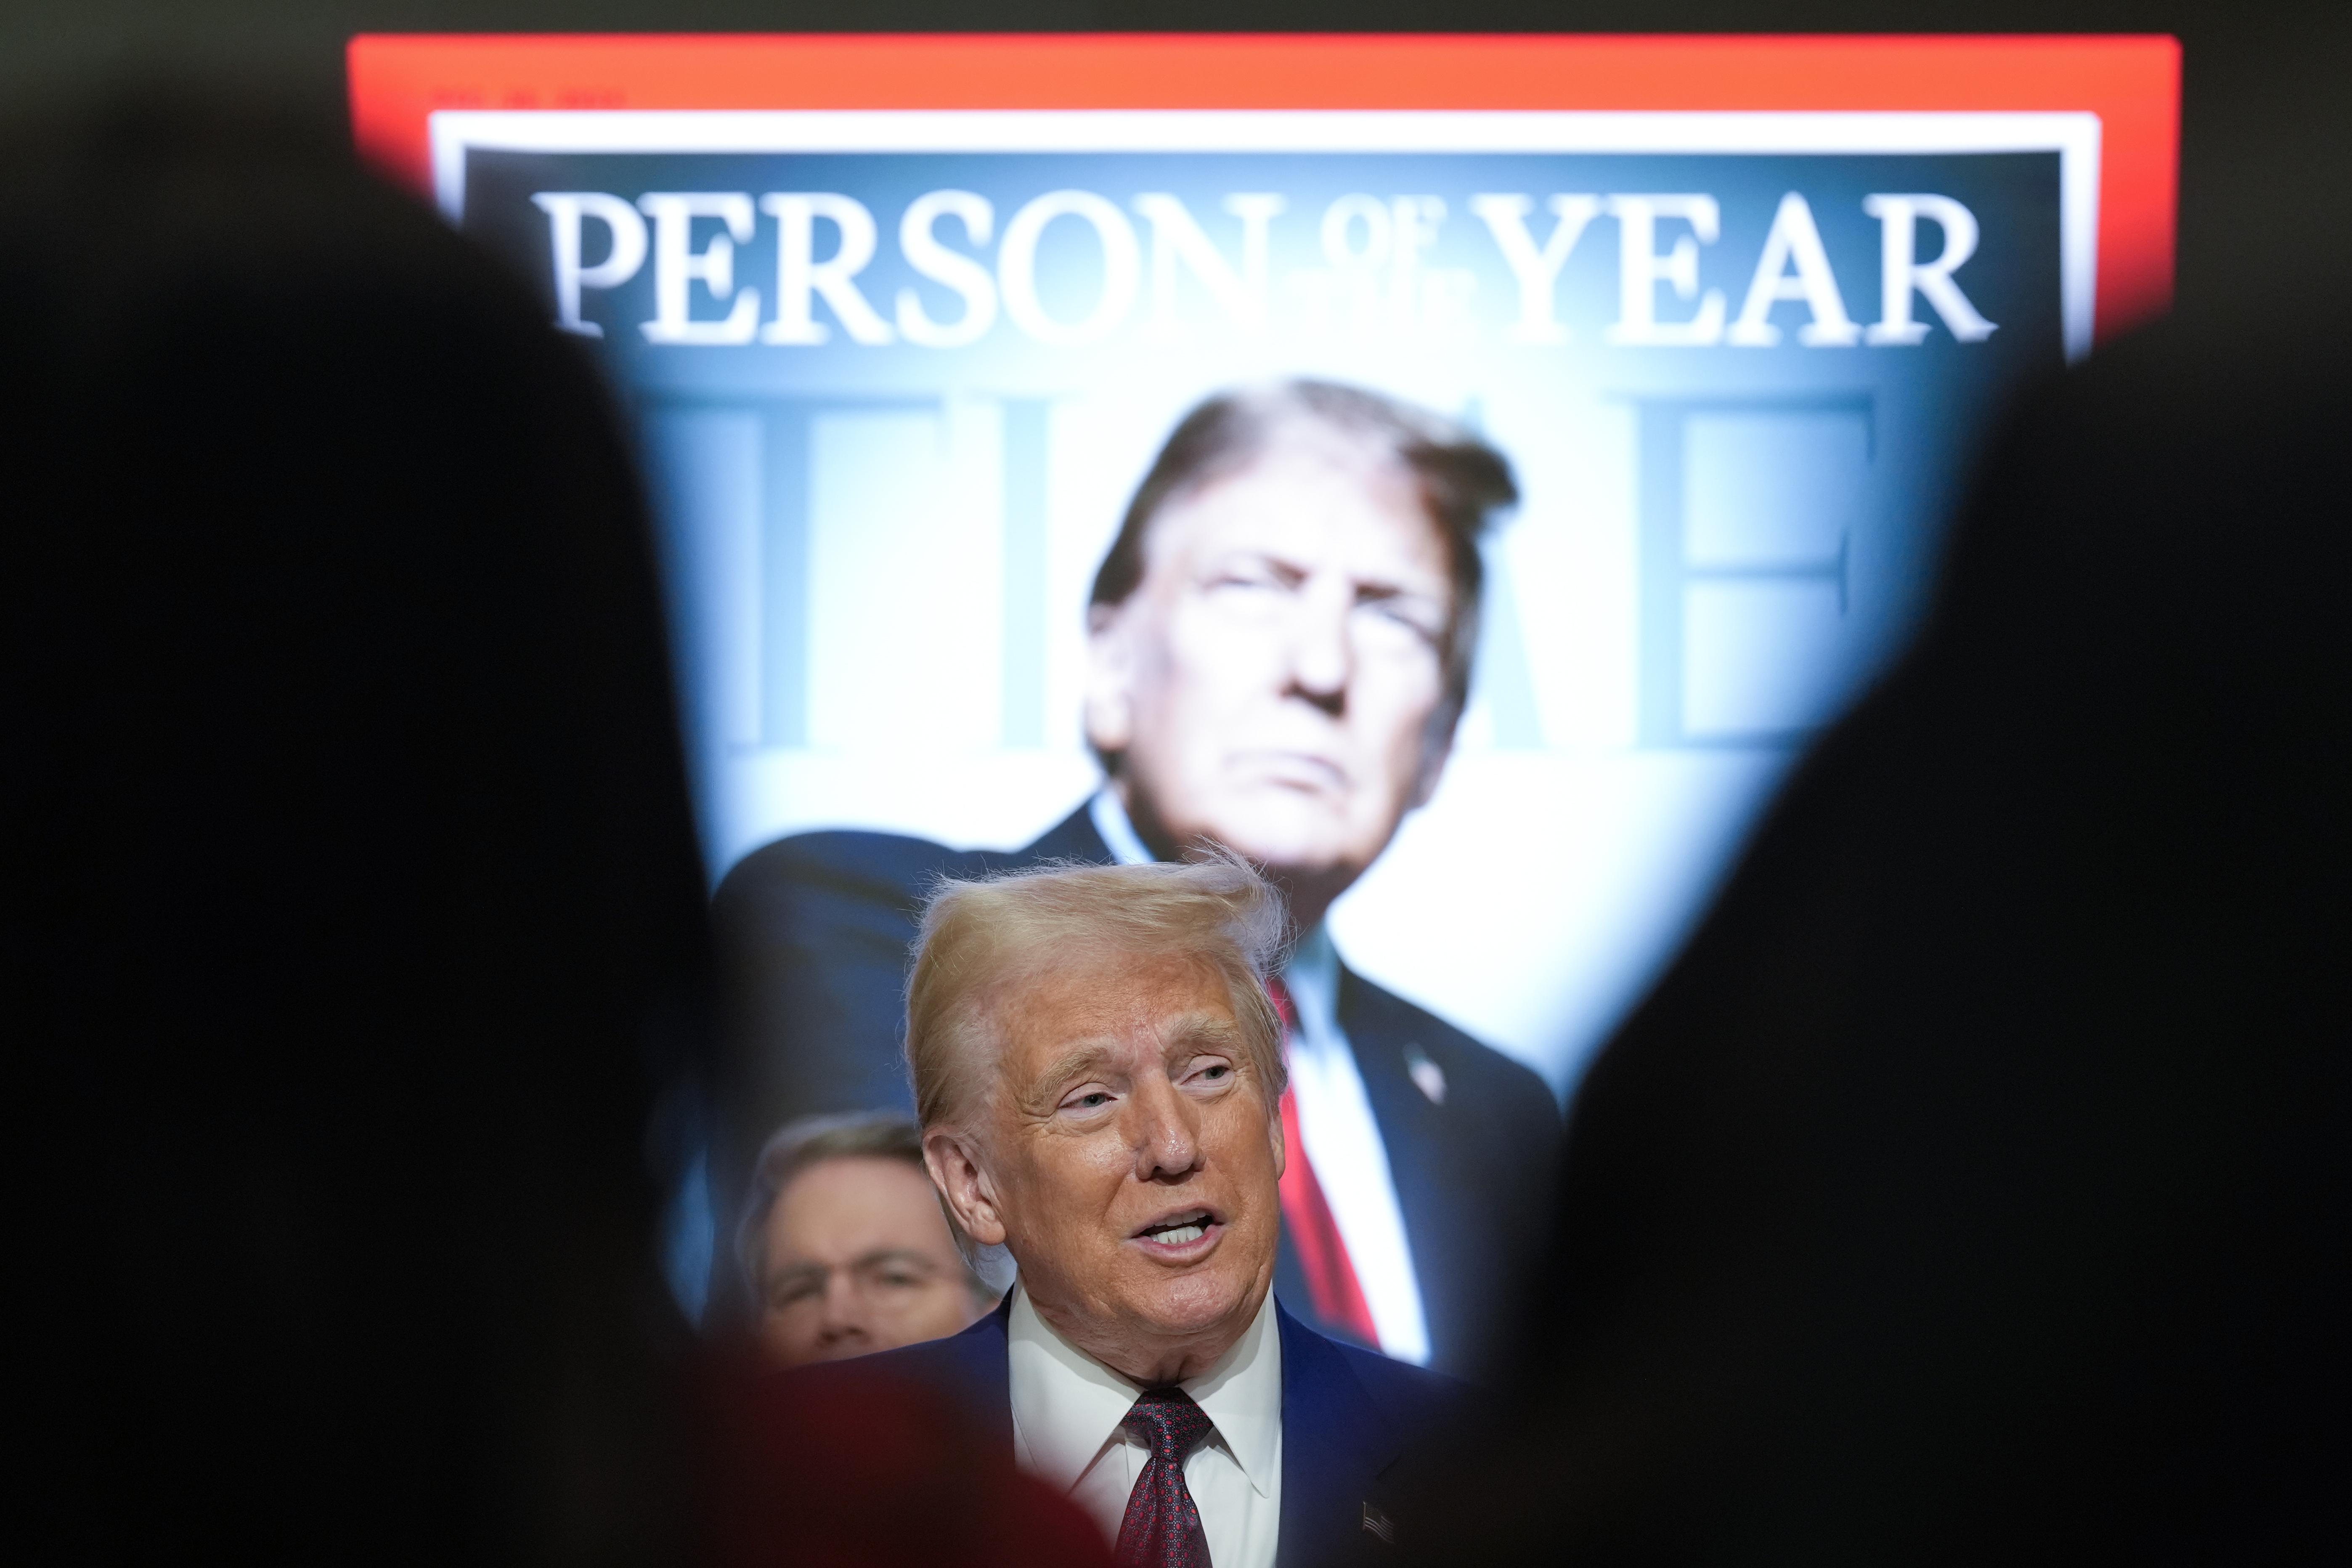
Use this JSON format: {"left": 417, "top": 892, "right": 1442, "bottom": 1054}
{"left": 1088, "top": 787, "right": 1156, "bottom": 868}
{"left": 1180, "top": 1285, "right": 1283, "bottom": 1498}
{"left": 1007, "top": 1284, "right": 1284, "bottom": 1500}
{"left": 1281, "top": 921, "right": 1342, "bottom": 1050}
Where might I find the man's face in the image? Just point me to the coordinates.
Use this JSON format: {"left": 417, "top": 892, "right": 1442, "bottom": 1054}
{"left": 1087, "top": 436, "right": 1457, "bottom": 899}
{"left": 930, "top": 945, "right": 1284, "bottom": 1386}
{"left": 755, "top": 1156, "right": 984, "bottom": 1368}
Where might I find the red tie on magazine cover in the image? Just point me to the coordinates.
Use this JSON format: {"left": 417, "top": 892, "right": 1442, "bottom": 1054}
{"left": 1269, "top": 976, "right": 1382, "bottom": 1349}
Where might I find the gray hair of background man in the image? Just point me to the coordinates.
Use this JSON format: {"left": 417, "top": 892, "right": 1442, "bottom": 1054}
{"left": 1087, "top": 379, "right": 1520, "bottom": 742}
{"left": 904, "top": 854, "right": 1292, "bottom": 1136}
{"left": 734, "top": 1109, "right": 992, "bottom": 1311}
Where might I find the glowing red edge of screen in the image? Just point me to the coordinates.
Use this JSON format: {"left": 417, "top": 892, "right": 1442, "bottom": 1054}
{"left": 347, "top": 33, "right": 2178, "bottom": 345}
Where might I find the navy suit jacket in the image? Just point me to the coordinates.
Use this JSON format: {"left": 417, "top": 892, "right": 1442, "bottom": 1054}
{"left": 712, "top": 804, "right": 1562, "bottom": 1378}
{"left": 790, "top": 1295, "right": 1473, "bottom": 1568}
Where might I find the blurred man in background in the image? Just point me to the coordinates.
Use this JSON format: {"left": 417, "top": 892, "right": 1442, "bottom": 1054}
{"left": 716, "top": 382, "right": 1559, "bottom": 1378}
{"left": 739, "top": 1112, "right": 994, "bottom": 1367}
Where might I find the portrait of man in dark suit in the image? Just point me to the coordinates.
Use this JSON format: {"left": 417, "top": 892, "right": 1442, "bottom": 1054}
{"left": 715, "top": 379, "right": 1560, "bottom": 1377}
{"left": 795, "top": 857, "right": 1474, "bottom": 1568}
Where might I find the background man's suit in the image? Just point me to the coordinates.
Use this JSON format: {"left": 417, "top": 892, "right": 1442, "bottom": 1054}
{"left": 792, "top": 1294, "right": 1472, "bottom": 1568}
{"left": 712, "top": 804, "right": 1561, "bottom": 1379}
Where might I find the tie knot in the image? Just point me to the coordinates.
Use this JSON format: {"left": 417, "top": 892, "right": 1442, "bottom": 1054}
{"left": 1124, "top": 1386, "right": 1215, "bottom": 1465}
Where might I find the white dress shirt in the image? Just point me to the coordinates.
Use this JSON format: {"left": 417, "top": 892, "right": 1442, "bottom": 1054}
{"left": 1088, "top": 790, "right": 1433, "bottom": 1366}
{"left": 1008, "top": 1285, "right": 1283, "bottom": 1568}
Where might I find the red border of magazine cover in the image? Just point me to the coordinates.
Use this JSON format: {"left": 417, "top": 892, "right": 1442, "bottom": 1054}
{"left": 347, "top": 33, "right": 2179, "bottom": 345}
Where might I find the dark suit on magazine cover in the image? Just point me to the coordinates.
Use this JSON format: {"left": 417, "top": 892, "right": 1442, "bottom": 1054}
{"left": 713, "top": 804, "right": 1561, "bottom": 1379}
{"left": 789, "top": 1294, "right": 1474, "bottom": 1568}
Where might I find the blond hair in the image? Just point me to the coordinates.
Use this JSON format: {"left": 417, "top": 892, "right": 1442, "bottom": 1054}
{"left": 904, "top": 853, "right": 1289, "bottom": 1132}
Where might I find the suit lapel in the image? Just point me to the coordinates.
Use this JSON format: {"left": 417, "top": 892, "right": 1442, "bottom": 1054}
{"left": 1334, "top": 966, "right": 1458, "bottom": 1372}
{"left": 1017, "top": 803, "right": 1116, "bottom": 865}
{"left": 1275, "top": 1302, "right": 1402, "bottom": 1568}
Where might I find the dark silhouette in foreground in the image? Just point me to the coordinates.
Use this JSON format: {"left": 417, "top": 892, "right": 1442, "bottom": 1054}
{"left": 1429, "top": 306, "right": 2351, "bottom": 1561}
{"left": 4, "top": 96, "right": 1103, "bottom": 1567}
{"left": 1, "top": 93, "right": 712, "bottom": 1562}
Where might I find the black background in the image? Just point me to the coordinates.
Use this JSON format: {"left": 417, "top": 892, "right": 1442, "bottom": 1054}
{"left": 0, "top": 1, "right": 2343, "bottom": 327}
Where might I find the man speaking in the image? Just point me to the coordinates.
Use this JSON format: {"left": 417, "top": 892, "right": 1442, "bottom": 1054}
{"left": 715, "top": 380, "right": 1559, "bottom": 1376}
{"left": 793, "top": 857, "right": 1469, "bottom": 1568}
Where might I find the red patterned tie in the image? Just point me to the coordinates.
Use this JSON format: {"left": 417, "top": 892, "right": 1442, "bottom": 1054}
{"left": 1113, "top": 1386, "right": 1217, "bottom": 1568}
{"left": 1268, "top": 976, "right": 1382, "bottom": 1348}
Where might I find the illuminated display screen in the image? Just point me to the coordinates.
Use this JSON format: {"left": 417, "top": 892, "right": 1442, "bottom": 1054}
{"left": 355, "top": 34, "right": 2177, "bottom": 1348}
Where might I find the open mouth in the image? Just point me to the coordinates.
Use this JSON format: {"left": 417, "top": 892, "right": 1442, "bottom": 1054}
{"left": 1133, "top": 1208, "right": 1219, "bottom": 1249}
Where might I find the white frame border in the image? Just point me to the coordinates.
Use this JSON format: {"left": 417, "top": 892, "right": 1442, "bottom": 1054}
{"left": 432, "top": 108, "right": 2102, "bottom": 361}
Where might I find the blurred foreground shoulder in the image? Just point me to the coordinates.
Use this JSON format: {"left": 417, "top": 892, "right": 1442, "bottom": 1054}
{"left": 713, "top": 1311, "right": 1102, "bottom": 1568}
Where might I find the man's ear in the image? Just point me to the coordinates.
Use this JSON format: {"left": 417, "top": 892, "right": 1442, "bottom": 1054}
{"left": 1083, "top": 600, "right": 1136, "bottom": 757}
{"left": 1266, "top": 1090, "right": 1287, "bottom": 1183}
{"left": 924, "top": 1128, "right": 1008, "bottom": 1248}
